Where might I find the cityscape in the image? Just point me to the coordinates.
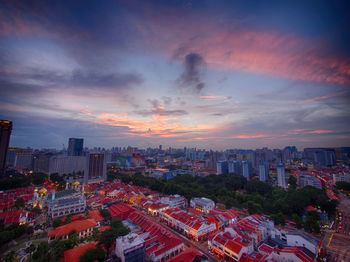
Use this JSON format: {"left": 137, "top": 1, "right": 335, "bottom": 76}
{"left": 1, "top": 1, "right": 350, "bottom": 262}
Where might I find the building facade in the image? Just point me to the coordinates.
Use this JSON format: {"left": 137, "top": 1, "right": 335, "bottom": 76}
{"left": 67, "top": 138, "right": 84, "bottom": 156}
{"left": 0, "top": 120, "right": 12, "bottom": 177}
{"left": 115, "top": 233, "right": 146, "bottom": 262}
{"left": 276, "top": 163, "right": 287, "bottom": 188}
{"left": 84, "top": 153, "right": 106, "bottom": 184}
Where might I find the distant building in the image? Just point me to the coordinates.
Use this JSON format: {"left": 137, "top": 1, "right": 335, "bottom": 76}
{"left": 276, "top": 163, "right": 287, "bottom": 189}
{"left": 259, "top": 162, "right": 269, "bottom": 182}
{"left": 303, "top": 148, "right": 336, "bottom": 166}
{"left": 49, "top": 155, "right": 86, "bottom": 175}
{"left": 190, "top": 197, "right": 215, "bottom": 213}
{"left": 299, "top": 175, "right": 322, "bottom": 189}
{"left": 84, "top": 153, "right": 106, "bottom": 184}
{"left": 0, "top": 120, "right": 12, "bottom": 176}
{"left": 115, "top": 233, "right": 146, "bottom": 262}
{"left": 67, "top": 138, "right": 84, "bottom": 156}
{"left": 14, "top": 152, "right": 33, "bottom": 171}
{"left": 33, "top": 153, "right": 52, "bottom": 174}
{"left": 333, "top": 173, "right": 350, "bottom": 184}
{"left": 242, "top": 161, "right": 252, "bottom": 179}
{"left": 228, "top": 160, "right": 242, "bottom": 175}
{"left": 216, "top": 161, "right": 228, "bottom": 175}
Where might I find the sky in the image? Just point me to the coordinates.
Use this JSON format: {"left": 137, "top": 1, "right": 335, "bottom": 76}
{"left": 0, "top": 0, "right": 350, "bottom": 150}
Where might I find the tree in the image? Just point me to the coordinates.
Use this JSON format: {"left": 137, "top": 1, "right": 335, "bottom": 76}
{"left": 98, "top": 229, "right": 115, "bottom": 257}
{"left": 53, "top": 218, "right": 62, "bottom": 228}
{"left": 31, "top": 173, "right": 48, "bottom": 185}
{"left": 14, "top": 198, "right": 25, "bottom": 209}
{"left": 98, "top": 218, "right": 130, "bottom": 256}
{"left": 25, "top": 243, "right": 36, "bottom": 262}
{"left": 31, "top": 207, "right": 42, "bottom": 214}
{"left": 3, "top": 251, "right": 15, "bottom": 262}
{"left": 270, "top": 212, "right": 285, "bottom": 226}
{"left": 292, "top": 213, "right": 303, "bottom": 229}
{"left": 32, "top": 241, "right": 49, "bottom": 262}
{"left": 99, "top": 209, "right": 111, "bottom": 221}
{"left": 305, "top": 211, "right": 320, "bottom": 233}
{"left": 288, "top": 176, "right": 297, "bottom": 190}
{"left": 79, "top": 248, "right": 105, "bottom": 262}
{"left": 336, "top": 181, "right": 350, "bottom": 191}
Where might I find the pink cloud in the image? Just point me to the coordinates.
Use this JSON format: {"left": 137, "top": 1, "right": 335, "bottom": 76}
{"left": 134, "top": 8, "right": 350, "bottom": 86}
{"left": 302, "top": 91, "right": 347, "bottom": 103}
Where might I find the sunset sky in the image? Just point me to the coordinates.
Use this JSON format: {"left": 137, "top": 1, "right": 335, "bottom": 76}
{"left": 1, "top": 0, "right": 350, "bottom": 149}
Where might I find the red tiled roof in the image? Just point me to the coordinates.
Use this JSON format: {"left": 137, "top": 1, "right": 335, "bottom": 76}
{"left": 108, "top": 202, "right": 135, "bottom": 220}
{"left": 99, "top": 225, "right": 111, "bottom": 232}
{"left": 48, "top": 219, "right": 97, "bottom": 238}
{"left": 0, "top": 210, "right": 26, "bottom": 224}
{"left": 88, "top": 210, "right": 104, "bottom": 222}
{"left": 224, "top": 238, "right": 244, "bottom": 255}
{"left": 63, "top": 242, "right": 97, "bottom": 262}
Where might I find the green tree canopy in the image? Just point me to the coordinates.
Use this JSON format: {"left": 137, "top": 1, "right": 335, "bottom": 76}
{"left": 79, "top": 248, "right": 105, "bottom": 262}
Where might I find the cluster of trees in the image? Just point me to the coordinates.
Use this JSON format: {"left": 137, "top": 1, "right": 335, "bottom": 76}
{"left": 111, "top": 172, "right": 337, "bottom": 233}
{"left": 0, "top": 173, "right": 48, "bottom": 190}
{"left": 0, "top": 223, "right": 33, "bottom": 247}
{"left": 336, "top": 181, "right": 350, "bottom": 191}
{"left": 97, "top": 218, "right": 130, "bottom": 256}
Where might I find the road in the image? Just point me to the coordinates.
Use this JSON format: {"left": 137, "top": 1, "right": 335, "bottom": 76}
{"left": 324, "top": 193, "right": 350, "bottom": 261}
{"left": 144, "top": 213, "right": 219, "bottom": 262}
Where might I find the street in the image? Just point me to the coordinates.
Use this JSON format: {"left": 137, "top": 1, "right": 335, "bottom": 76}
{"left": 324, "top": 194, "right": 350, "bottom": 262}
{"left": 144, "top": 214, "right": 219, "bottom": 262}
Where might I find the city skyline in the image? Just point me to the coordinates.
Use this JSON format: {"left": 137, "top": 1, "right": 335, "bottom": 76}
{"left": 1, "top": 0, "right": 350, "bottom": 150}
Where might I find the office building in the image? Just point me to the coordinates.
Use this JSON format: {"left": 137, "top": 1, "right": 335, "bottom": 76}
{"left": 228, "top": 160, "right": 242, "bottom": 175}
{"left": 14, "top": 152, "right": 33, "bottom": 171}
{"left": 33, "top": 153, "right": 52, "bottom": 174}
{"left": 276, "top": 163, "right": 287, "bottom": 188}
{"left": 299, "top": 175, "right": 322, "bottom": 189}
{"left": 259, "top": 162, "right": 269, "bottom": 182}
{"left": 115, "top": 233, "right": 145, "bottom": 262}
{"left": 0, "top": 120, "right": 12, "bottom": 176}
{"left": 242, "top": 161, "right": 252, "bottom": 179}
{"left": 67, "top": 138, "right": 84, "bottom": 156}
{"left": 84, "top": 153, "right": 106, "bottom": 184}
{"left": 49, "top": 155, "right": 86, "bottom": 175}
{"left": 216, "top": 160, "right": 228, "bottom": 175}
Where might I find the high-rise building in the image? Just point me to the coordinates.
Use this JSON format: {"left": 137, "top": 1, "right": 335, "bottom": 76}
{"left": 259, "top": 162, "right": 269, "bottom": 182}
{"left": 49, "top": 155, "right": 86, "bottom": 175}
{"left": 67, "top": 138, "right": 84, "bottom": 156}
{"left": 0, "top": 120, "right": 12, "bottom": 176}
{"left": 216, "top": 160, "right": 228, "bottom": 175}
{"left": 228, "top": 160, "right": 242, "bottom": 175}
{"left": 276, "top": 163, "right": 287, "bottom": 188}
{"left": 14, "top": 152, "right": 33, "bottom": 171}
{"left": 242, "top": 161, "right": 252, "bottom": 179}
{"left": 84, "top": 153, "right": 106, "bottom": 184}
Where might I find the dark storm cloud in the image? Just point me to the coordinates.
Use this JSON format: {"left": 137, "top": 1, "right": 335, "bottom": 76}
{"left": 177, "top": 53, "right": 206, "bottom": 93}
{"left": 0, "top": 69, "right": 143, "bottom": 102}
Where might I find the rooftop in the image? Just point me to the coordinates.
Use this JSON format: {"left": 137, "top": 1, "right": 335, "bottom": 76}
{"left": 48, "top": 219, "right": 97, "bottom": 238}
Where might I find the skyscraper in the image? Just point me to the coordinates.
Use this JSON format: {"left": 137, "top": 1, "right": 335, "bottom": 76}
{"left": 259, "top": 162, "right": 269, "bottom": 182}
{"left": 242, "top": 161, "right": 252, "bottom": 179}
{"left": 276, "top": 162, "right": 287, "bottom": 188}
{"left": 216, "top": 160, "right": 228, "bottom": 175}
{"left": 67, "top": 138, "right": 84, "bottom": 156}
{"left": 84, "top": 153, "right": 106, "bottom": 184}
{"left": 0, "top": 120, "right": 12, "bottom": 177}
